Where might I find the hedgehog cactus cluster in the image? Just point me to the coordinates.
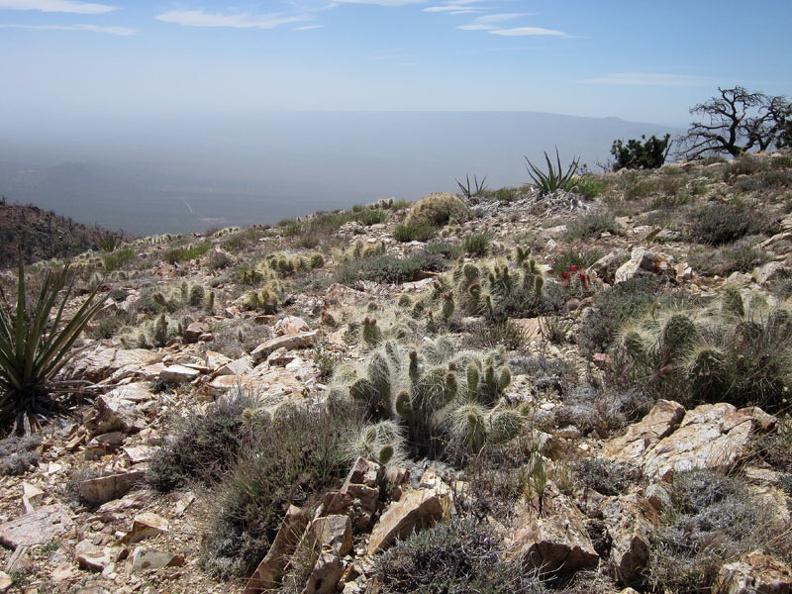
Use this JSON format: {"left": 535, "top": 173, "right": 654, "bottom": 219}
{"left": 448, "top": 253, "right": 545, "bottom": 319}
{"left": 332, "top": 338, "right": 521, "bottom": 460}
{"left": 616, "top": 287, "right": 792, "bottom": 410}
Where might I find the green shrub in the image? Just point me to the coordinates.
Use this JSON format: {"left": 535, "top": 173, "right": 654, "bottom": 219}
{"left": 571, "top": 176, "right": 606, "bottom": 199}
{"left": 610, "top": 134, "right": 671, "bottom": 171}
{"left": 0, "top": 260, "right": 107, "bottom": 435}
{"left": 374, "top": 518, "right": 544, "bottom": 594}
{"left": 200, "top": 403, "right": 358, "bottom": 578}
{"left": 335, "top": 250, "right": 451, "bottom": 286}
{"left": 405, "top": 192, "right": 471, "bottom": 227}
{"left": 393, "top": 221, "right": 437, "bottom": 243}
{"left": 563, "top": 213, "right": 620, "bottom": 241}
{"left": 491, "top": 187, "right": 522, "bottom": 202}
{"left": 463, "top": 231, "right": 493, "bottom": 256}
{"left": 550, "top": 248, "right": 603, "bottom": 275}
{"left": 162, "top": 241, "right": 211, "bottom": 264}
{"left": 102, "top": 245, "right": 136, "bottom": 272}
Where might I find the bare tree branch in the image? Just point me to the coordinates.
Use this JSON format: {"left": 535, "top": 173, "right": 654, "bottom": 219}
{"left": 678, "top": 86, "right": 792, "bottom": 160}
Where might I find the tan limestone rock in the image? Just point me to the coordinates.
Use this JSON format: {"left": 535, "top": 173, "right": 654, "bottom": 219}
{"left": 602, "top": 492, "right": 661, "bottom": 587}
{"left": 642, "top": 403, "right": 771, "bottom": 480}
{"left": 0, "top": 504, "right": 73, "bottom": 549}
{"left": 127, "top": 546, "right": 184, "bottom": 573}
{"left": 712, "top": 550, "right": 792, "bottom": 594}
{"left": 250, "top": 331, "right": 318, "bottom": 365}
{"left": 507, "top": 486, "right": 598, "bottom": 577}
{"left": 122, "top": 512, "right": 169, "bottom": 544}
{"left": 75, "top": 539, "right": 113, "bottom": 572}
{"left": 159, "top": 364, "right": 201, "bottom": 384}
{"left": 77, "top": 470, "right": 146, "bottom": 506}
{"left": 367, "top": 488, "right": 452, "bottom": 555}
{"left": 601, "top": 399, "right": 685, "bottom": 462}
{"left": 244, "top": 505, "right": 309, "bottom": 593}
{"left": 311, "top": 515, "right": 353, "bottom": 557}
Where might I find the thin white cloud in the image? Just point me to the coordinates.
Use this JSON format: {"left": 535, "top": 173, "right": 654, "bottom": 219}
{"left": 457, "top": 13, "right": 531, "bottom": 31}
{"left": 295, "top": 24, "right": 324, "bottom": 30}
{"left": 490, "top": 26, "right": 566, "bottom": 37}
{"left": 333, "top": 0, "right": 425, "bottom": 6}
{"left": 156, "top": 9, "right": 308, "bottom": 29}
{"left": 580, "top": 73, "right": 712, "bottom": 87}
{"left": 0, "top": 0, "right": 116, "bottom": 13}
{"left": 0, "top": 23, "right": 133, "bottom": 34}
{"left": 424, "top": 0, "right": 482, "bottom": 14}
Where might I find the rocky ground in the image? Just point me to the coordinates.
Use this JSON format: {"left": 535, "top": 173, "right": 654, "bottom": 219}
{"left": 2, "top": 151, "right": 792, "bottom": 593}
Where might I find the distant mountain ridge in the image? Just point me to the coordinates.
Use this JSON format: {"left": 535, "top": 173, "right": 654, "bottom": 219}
{"left": 0, "top": 199, "right": 129, "bottom": 268}
{"left": 0, "top": 111, "right": 682, "bottom": 235}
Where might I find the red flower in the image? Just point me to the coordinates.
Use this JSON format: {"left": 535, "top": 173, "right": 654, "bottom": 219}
{"left": 561, "top": 271, "right": 569, "bottom": 280}
{"left": 569, "top": 265, "right": 577, "bottom": 272}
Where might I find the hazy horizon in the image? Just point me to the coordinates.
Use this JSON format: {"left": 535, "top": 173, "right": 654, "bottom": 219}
{"left": 0, "top": 110, "right": 681, "bottom": 236}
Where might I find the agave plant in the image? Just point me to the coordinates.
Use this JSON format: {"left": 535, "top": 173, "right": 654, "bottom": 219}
{"left": 0, "top": 258, "right": 108, "bottom": 434}
{"left": 525, "top": 148, "right": 580, "bottom": 194}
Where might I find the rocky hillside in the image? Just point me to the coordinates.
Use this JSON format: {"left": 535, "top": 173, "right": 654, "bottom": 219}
{"left": 1, "top": 151, "right": 792, "bottom": 594}
{"left": 0, "top": 199, "right": 130, "bottom": 268}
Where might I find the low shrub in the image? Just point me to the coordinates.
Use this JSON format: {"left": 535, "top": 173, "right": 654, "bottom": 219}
{"left": 645, "top": 469, "right": 789, "bottom": 593}
{"left": 578, "top": 275, "right": 667, "bottom": 357}
{"left": 393, "top": 221, "right": 437, "bottom": 243}
{"left": 162, "top": 241, "right": 211, "bottom": 264}
{"left": 687, "top": 203, "right": 774, "bottom": 246}
{"left": 147, "top": 395, "right": 254, "bottom": 492}
{"left": 200, "top": 403, "right": 359, "bottom": 579}
{"left": 405, "top": 192, "right": 471, "bottom": 228}
{"left": 374, "top": 518, "right": 545, "bottom": 594}
{"left": 550, "top": 248, "right": 603, "bottom": 275}
{"left": 563, "top": 212, "right": 620, "bottom": 241}
{"left": 0, "top": 433, "right": 41, "bottom": 476}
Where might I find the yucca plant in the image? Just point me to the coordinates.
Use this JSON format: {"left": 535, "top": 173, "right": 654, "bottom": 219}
{"left": 0, "top": 258, "right": 108, "bottom": 435}
{"left": 525, "top": 148, "right": 580, "bottom": 194}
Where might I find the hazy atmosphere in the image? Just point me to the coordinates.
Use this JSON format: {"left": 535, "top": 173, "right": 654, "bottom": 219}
{"left": 1, "top": 0, "right": 790, "bottom": 234}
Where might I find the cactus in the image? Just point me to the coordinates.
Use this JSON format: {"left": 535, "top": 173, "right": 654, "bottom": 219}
{"left": 688, "top": 345, "right": 730, "bottom": 403}
{"left": 490, "top": 409, "right": 522, "bottom": 443}
{"left": 462, "top": 263, "right": 480, "bottom": 283}
{"left": 660, "top": 314, "right": 700, "bottom": 364}
{"left": 721, "top": 286, "right": 745, "bottom": 319}
{"left": 441, "top": 291, "right": 455, "bottom": 321}
{"left": 153, "top": 313, "right": 169, "bottom": 347}
{"left": 447, "top": 403, "right": 489, "bottom": 453}
{"left": 189, "top": 284, "right": 205, "bottom": 307}
{"left": 206, "top": 290, "right": 215, "bottom": 314}
{"left": 515, "top": 246, "right": 529, "bottom": 265}
{"left": 362, "top": 317, "right": 383, "bottom": 346}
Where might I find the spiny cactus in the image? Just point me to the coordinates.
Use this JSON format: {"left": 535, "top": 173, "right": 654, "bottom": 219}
{"left": 660, "top": 313, "right": 701, "bottom": 363}
{"left": 189, "top": 284, "right": 205, "bottom": 307}
{"left": 153, "top": 313, "right": 169, "bottom": 348}
{"left": 352, "top": 420, "right": 405, "bottom": 466}
{"left": 440, "top": 291, "right": 455, "bottom": 321}
{"left": 721, "top": 286, "right": 745, "bottom": 319}
{"left": 362, "top": 317, "right": 383, "bottom": 346}
{"left": 688, "top": 345, "right": 730, "bottom": 403}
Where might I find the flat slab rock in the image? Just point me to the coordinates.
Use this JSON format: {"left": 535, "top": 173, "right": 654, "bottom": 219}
{"left": 603, "top": 400, "right": 776, "bottom": 480}
{"left": 0, "top": 504, "right": 73, "bottom": 549}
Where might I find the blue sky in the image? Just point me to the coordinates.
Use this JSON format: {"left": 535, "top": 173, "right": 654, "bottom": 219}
{"left": 0, "top": 0, "right": 790, "bottom": 125}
